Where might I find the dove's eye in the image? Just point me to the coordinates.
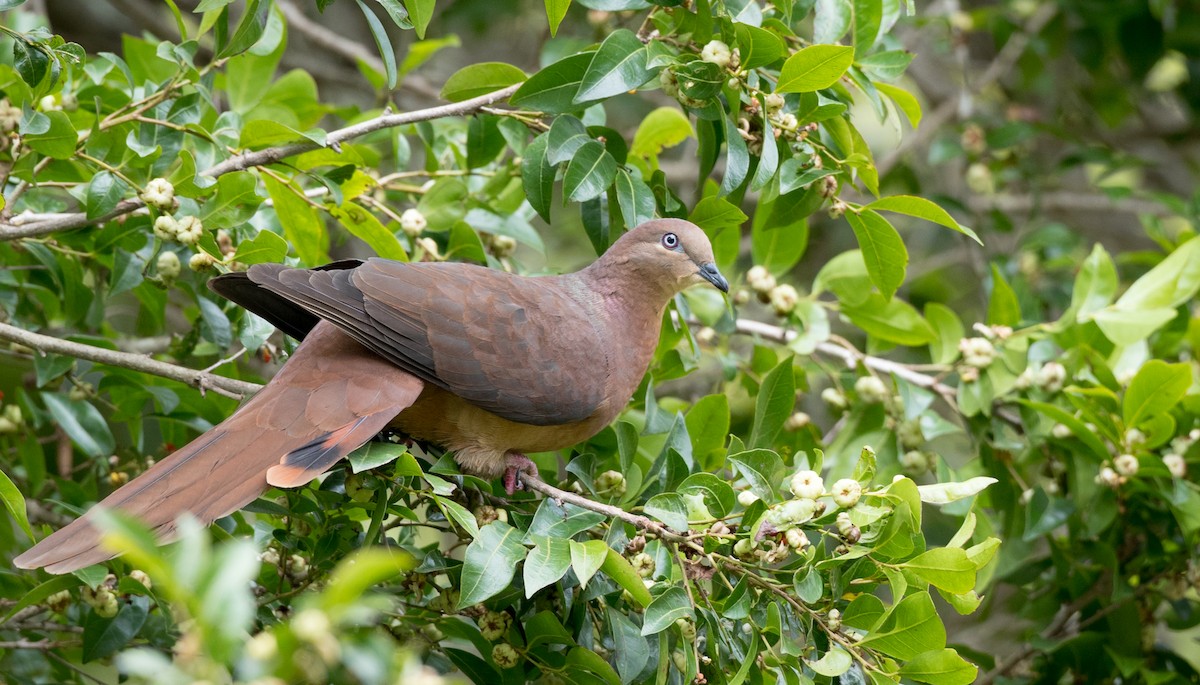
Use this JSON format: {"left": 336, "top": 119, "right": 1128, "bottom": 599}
{"left": 661, "top": 232, "right": 679, "bottom": 249}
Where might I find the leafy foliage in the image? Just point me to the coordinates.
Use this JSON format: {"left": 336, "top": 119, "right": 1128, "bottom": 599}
{"left": 0, "top": 0, "right": 1197, "bottom": 684}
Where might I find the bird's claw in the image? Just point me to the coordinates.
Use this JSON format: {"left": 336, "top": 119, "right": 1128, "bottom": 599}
{"left": 502, "top": 453, "right": 537, "bottom": 495}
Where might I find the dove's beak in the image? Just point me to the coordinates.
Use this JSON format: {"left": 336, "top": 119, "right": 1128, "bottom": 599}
{"left": 699, "top": 262, "right": 729, "bottom": 293}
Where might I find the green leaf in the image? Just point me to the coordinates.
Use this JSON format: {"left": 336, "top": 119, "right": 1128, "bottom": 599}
{"left": 458, "top": 521, "right": 528, "bottom": 607}
{"left": 440, "top": 62, "right": 526, "bottom": 102}
{"left": 42, "top": 393, "right": 115, "bottom": 458}
{"left": 749, "top": 356, "right": 795, "bottom": 449}
{"left": 13, "top": 38, "right": 49, "bottom": 89}
{"left": 641, "top": 586, "right": 692, "bottom": 635}
{"left": 866, "top": 195, "right": 980, "bottom": 244}
{"left": 569, "top": 539, "right": 608, "bottom": 588}
{"left": 24, "top": 110, "right": 76, "bottom": 159}
{"left": 630, "top": 106, "right": 693, "bottom": 161}
{"left": 511, "top": 52, "right": 595, "bottom": 113}
{"left": 729, "top": 449, "right": 785, "bottom": 500}
{"left": 926, "top": 302, "right": 964, "bottom": 365}
{"left": 601, "top": 547, "right": 652, "bottom": 606}
{"left": 83, "top": 595, "right": 150, "bottom": 662}
{"left": 1114, "top": 236, "right": 1200, "bottom": 311}
{"left": 356, "top": 0, "right": 398, "bottom": 89}
{"left": 545, "top": 0, "right": 571, "bottom": 36}
{"left": 1066, "top": 243, "right": 1118, "bottom": 322}
{"left": 901, "top": 548, "right": 977, "bottom": 594}
{"left": 877, "top": 82, "right": 923, "bottom": 127}
{"left": 85, "top": 172, "right": 130, "bottom": 220}
{"left": 847, "top": 209, "right": 907, "bottom": 300}
{"left": 734, "top": 23, "right": 786, "bottom": 69}
{"left": 685, "top": 393, "right": 729, "bottom": 461}
{"left": 843, "top": 293, "right": 936, "bottom": 346}
{"left": 521, "top": 133, "right": 555, "bottom": 222}
{"left": 898, "top": 649, "right": 979, "bottom": 685}
{"left": 399, "top": 35, "right": 459, "bottom": 76}
{"left": 524, "top": 535, "right": 573, "bottom": 597}
{"left": 860, "top": 591, "right": 945, "bottom": 659}
{"left": 860, "top": 49, "right": 915, "bottom": 81}
{"left": 614, "top": 169, "right": 656, "bottom": 228}
{"left": 434, "top": 495, "right": 480, "bottom": 537}
{"left": 231, "top": 229, "right": 289, "bottom": 265}
{"left": 528, "top": 498, "right": 606, "bottom": 538}
{"left": 1123, "top": 360, "right": 1191, "bottom": 426}
{"left": 347, "top": 442, "right": 409, "bottom": 473}
{"left": 987, "top": 264, "right": 1020, "bottom": 326}
{"left": 1016, "top": 400, "right": 1110, "bottom": 462}
{"left": 0, "top": 468, "right": 33, "bottom": 540}
{"left": 916, "top": 477, "right": 997, "bottom": 505}
{"left": 719, "top": 101, "right": 750, "bottom": 194}
{"left": 216, "top": 0, "right": 268, "bottom": 59}
{"left": 853, "top": 0, "right": 883, "bottom": 56}
{"left": 776, "top": 44, "right": 855, "bottom": 93}
{"left": 319, "top": 548, "right": 412, "bottom": 611}
{"left": 608, "top": 607, "right": 652, "bottom": 684}
{"left": 404, "top": 0, "right": 435, "bottom": 38}
{"left": 415, "top": 178, "right": 468, "bottom": 231}
{"left": 814, "top": 0, "right": 852, "bottom": 43}
{"left": 794, "top": 566, "right": 823, "bottom": 603}
{"left": 330, "top": 202, "right": 408, "bottom": 260}
{"left": 563, "top": 140, "right": 617, "bottom": 202}
{"left": 574, "top": 29, "right": 654, "bottom": 103}
{"left": 806, "top": 647, "right": 852, "bottom": 677}
{"left": 689, "top": 195, "right": 747, "bottom": 232}
{"left": 566, "top": 646, "right": 622, "bottom": 685}
{"left": 645, "top": 493, "right": 689, "bottom": 531}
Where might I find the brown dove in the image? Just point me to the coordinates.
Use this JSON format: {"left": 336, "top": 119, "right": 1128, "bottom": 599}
{"left": 15, "top": 219, "right": 728, "bottom": 573}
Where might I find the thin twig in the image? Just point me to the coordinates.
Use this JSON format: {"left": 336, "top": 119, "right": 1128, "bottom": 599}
{"left": 0, "top": 322, "right": 261, "bottom": 399}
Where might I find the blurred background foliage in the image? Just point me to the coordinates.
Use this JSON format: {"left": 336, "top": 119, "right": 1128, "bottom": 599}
{"left": 0, "top": 0, "right": 1198, "bottom": 683}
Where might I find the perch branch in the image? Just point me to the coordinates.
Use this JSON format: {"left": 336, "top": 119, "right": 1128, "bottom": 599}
{"left": 0, "top": 322, "right": 262, "bottom": 399}
{"left": 517, "top": 472, "right": 687, "bottom": 542}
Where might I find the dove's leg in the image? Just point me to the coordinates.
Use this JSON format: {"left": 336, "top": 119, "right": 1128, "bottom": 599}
{"left": 503, "top": 453, "right": 537, "bottom": 495}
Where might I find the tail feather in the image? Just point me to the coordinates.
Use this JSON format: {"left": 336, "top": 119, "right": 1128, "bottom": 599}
{"left": 13, "top": 322, "right": 423, "bottom": 574}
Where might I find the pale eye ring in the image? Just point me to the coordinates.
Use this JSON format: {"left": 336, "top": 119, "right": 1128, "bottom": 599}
{"left": 661, "top": 232, "right": 679, "bottom": 249}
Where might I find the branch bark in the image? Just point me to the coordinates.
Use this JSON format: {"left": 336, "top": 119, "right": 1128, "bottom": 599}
{"left": 0, "top": 322, "right": 262, "bottom": 399}
{"left": 0, "top": 84, "right": 521, "bottom": 241}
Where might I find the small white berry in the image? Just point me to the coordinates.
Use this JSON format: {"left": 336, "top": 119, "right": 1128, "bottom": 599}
{"left": 174, "top": 216, "right": 204, "bottom": 245}
{"left": 790, "top": 470, "right": 824, "bottom": 500}
{"left": 737, "top": 490, "right": 760, "bottom": 507}
{"left": 156, "top": 251, "right": 181, "bottom": 279}
{"left": 769, "top": 284, "right": 799, "bottom": 316}
{"left": 700, "top": 40, "right": 732, "bottom": 69}
{"left": 1163, "top": 453, "right": 1187, "bottom": 478}
{"left": 854, "top": 376, "right": 888, "bottom": 404}
{"left": 140, "top": 178, "right": 176, "bottom": 211}
{"left": 1114, "top": 454, "right": 1139, "bottom": 477}
{"left": 399, "top": 208, "right": 428, "bottom": 237}
{"left": 831, "top": 478, "right": 862, "bottom": 508}
{"left": 746, "top": 265, "right": 776, "bottom": 294}
{"left": 1051, "top": 423, "right": 1072, "bottom": 439}
{"left": 1037, "top": 362, "right": 1067, "bottom": 393}
{"left": 784, "top": 412, "right": 810, "bottom": 431}
{"left": 958, "top": 337, "right": 996, "bottom": 368}
{"left": 153, "top": 215, "right": 178, "bottom": 240}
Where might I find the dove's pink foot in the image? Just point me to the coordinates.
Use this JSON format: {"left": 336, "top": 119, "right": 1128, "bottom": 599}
{"left": 503, "top": 453, "right": 537, "bottom": 495}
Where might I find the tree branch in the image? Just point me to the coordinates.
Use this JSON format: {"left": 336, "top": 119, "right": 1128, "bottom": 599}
{"left": 517, "top": 472, "right": 687, "bottom": 542}
{"left": 731, "top": 318, "right": 958, "bottom": 400}
{"left": 0, "top": 84, "right": 521, "bottom": 241}
{"left": 0, "top": 322, "right": 262, "bottom": 399}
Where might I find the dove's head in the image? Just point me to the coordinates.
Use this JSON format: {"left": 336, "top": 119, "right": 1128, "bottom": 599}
{"left": 602, "top": 219, "right": 729, "bottom": 296}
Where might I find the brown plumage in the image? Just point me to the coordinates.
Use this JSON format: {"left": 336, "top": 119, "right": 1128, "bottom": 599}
{"left": 14, "top": 219, "right": 727, "bottom": 573}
